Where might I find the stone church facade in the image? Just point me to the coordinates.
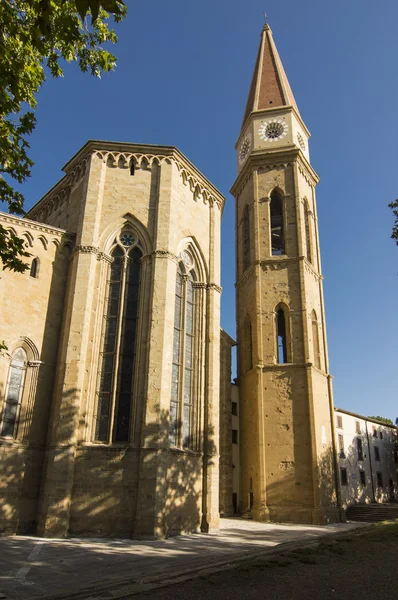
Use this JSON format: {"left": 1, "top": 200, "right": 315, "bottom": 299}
{"left": 0, "top": 143, "right": 223, "bottom": 537}
{"left": 3, "top": 24, "right": 385, "bottom": 538}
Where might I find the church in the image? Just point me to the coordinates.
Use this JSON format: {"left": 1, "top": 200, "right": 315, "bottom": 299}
{"left": 0, "top": 24, "right": 366, "bottom": 537}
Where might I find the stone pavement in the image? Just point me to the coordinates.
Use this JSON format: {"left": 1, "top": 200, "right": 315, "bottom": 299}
{"left": 0, "top": 518, "right": 367, "bottom": 600}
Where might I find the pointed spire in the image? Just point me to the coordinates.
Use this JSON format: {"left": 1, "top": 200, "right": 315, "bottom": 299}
{"left": 242, "top": 24, "right": 300, "bottom": 128}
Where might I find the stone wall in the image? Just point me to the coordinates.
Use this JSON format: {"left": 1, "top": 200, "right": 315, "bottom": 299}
{"left": 0, "top": 214, "right": 73, "bottom": 534}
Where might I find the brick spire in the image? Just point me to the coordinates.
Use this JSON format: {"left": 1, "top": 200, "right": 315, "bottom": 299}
{"left": 242, "top": 24, "right": 300, "bottom": 128}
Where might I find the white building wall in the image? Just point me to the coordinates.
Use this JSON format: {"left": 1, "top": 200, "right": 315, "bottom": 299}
{"left": 335, "top": 409, "right": 398, "bottom": 507}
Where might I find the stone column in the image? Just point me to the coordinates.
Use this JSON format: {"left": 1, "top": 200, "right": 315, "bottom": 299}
{"left": 201, "top": 201, "right": 221, "bottom": 532}
{"left": 37, "top": 246, "right": 101, "bottom": 537}
{"left": 38, "top": 155, "right": 106, "bottom": 537}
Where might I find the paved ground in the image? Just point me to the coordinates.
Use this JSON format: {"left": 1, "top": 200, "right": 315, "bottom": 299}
{"left": 128, "top": 521, "right": 398, "bottom": 600}
{"left": 0, "top": 519, "right": 366, "bottom": 600}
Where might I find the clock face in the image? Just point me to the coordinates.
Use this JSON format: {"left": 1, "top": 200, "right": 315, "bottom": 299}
{"left": 258, "top": 119, "right": 288, "bottom": 142}
{"left": 238, "top": 133, "right": 252, "bottom": 164}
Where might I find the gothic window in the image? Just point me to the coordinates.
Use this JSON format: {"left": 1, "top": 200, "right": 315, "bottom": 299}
{"left": 303, "top": 199, "right": 312, "bottom": 264}
{"left": 270, "top": 190, "right": 285, "bottom": 255}
{"left": 0, "top": 348, "right": 26, "bottom": 437}
{"left": 170, "top": 256, "right": 197, "bottom": 448}
{"left": 30, "top": 258, "right": 39, "bottom": 278}
{"left": 311, "top": 310, "right": 321, "bottom": 369}
{"left": 242, "top": 205, "right": 250, "bottom": 272}
{"left": 276, "top": 307, "right": 288, "bottom": 364}
{"left": 95, "top": 230, "right": 143, "bottom": 443}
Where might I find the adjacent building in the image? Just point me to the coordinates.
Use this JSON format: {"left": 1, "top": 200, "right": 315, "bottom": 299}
{"left": 335, "top": 409, "right": 398, "bottom": 507}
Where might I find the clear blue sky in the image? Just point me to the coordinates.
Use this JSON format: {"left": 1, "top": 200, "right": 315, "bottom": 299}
{"left": 18, "top": 0, "right": 398, "bottom": 421}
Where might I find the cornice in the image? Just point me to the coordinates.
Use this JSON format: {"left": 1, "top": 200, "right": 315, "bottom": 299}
{"left": 73, "top": 245, "right": 100, "bottom": 256}
{"left": 27, "top": 154, "right": 90, "bottom": 221}
{"left": 92, "top": 147, "right": 224, "bottom": 211}
{"left": 207, "top": 283, "right": 222, "bottom": 294}
{"left": 0, "top": 211, "right": 74, "bottom": 240}
{"left": 27, "top": 141, "right": 225, "bottom": 220}
{"left": 231, "top": 146, "right": 319, "bottom": 198}
{"left": 235, "top": 256, "right": 322, "bottom": 287}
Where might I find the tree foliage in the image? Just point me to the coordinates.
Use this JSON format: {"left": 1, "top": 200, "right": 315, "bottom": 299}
{"left": 368, "top": 416, "right": 394, "bottom": 426}
{"left": 0, "top": 0, "right": 126, "bottom": 271}
{"left": 388, "top": 199, "right": 398, "bottom": 245}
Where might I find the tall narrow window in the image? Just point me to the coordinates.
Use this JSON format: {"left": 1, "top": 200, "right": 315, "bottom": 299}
{"left": 304, "top": 200, "right": 312, "bottom": 264}
{"left": 243, "top": 205, "right": 250, "bottom": 271}
{"left": 30, "top": 258, "right": 39, "bottom": 278}
{"left": 170, "top": 255, "right": 197, "bottom": 449}
{"left": 1, "top": 348, "right": 26, "bottom": 437}
{"left": 276, "top": 308, "right": 288, "bottom": 364}
{"left": 95, "top": 231, "right": 142, "bottom": 443}
{"left": 357, "top": 437, "right": 364, "bottom": 461}
{"left": 270, "top": 190, "right": 285, "bottom": 255}
{"left": 311, "top": 310, "right": 321, "bottom": 369}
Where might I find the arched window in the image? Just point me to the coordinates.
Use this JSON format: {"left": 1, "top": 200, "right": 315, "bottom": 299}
{"left": 242, "top": 205, "right": 250, "bottom": 271}
{"left": 30, "top": 258, "right": 39, "bottom": 278}
{"left": 311, "top": 310, "right": 321, "bottom": 369}
{"left": 1, "top": 348, "right": 27, "bottom": 437}
{"left": 95, "top": 230, "right": 143, "bottom": 443}
{"left": 276, "top": 308, "right": 288, "bottom": 364}
{"left": 170, "top": 255, "right": 197, "bottom": 448}
{"left": 304, "top": 200, "right": 312, "bottom": 264}
{"left": 270, "top": 190, "right": 285, "bottom": 255}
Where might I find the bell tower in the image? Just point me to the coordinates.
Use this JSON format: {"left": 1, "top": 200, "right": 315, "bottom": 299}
{"left": 232, "top": 24, "right": 341, "bottom": 524}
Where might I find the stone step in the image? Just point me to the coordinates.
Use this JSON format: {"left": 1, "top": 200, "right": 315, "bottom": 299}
{"left": 346, "top": 504, "right": 398, "bottom": 522}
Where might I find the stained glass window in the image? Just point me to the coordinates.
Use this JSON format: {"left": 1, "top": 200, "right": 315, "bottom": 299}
{"left": 170, "top": 259, "right": 197, "bottom": 448}
{"left": 95, "top": 233, "right": 142, "bottom": 443}
{"left": 1, "top": 348, "right": 26, "bottom": 437}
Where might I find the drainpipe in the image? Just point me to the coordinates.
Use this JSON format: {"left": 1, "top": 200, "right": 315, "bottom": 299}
{"left": 365, "top": 422, "right": 376, "bottom": 503}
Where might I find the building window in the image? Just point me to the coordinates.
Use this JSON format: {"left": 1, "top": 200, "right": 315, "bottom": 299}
{"left": 232, "top": 429, "right": 238, "bottom": 444}
{"left": 170, "top": 258, "right": 197, "bottom": 448}
{"left": 374, "top": 446, "right": 380, "bottom": 461}
{"left": 340, "top": 467, "right": 348, "bottom": 486}
{"left": 377, "top": 472, "right": 383, "bottom": 487}
{"left": 30, "top": 258, "right": 39, "bottom": 278}
{"left": 276, "top": 307, "right": 288, "bottom": 364}
{"left": 379, "top": 431, "right": 383, "bottom": 440}
{"left": 355, "top": 420, "right": 361, "bottom": 434}
{"left": 0, "top": 348, "right": 27, "bottom": 438}
{"left": 242, "top": 205, "right": 250, "bottom": 271}
{"left": 311, "top": 310, "right": 321, "bottom": 369}
{"left": 232, "top": 402, "right": 238, "bottom": 416}
{"left": 303, "top": 199, "right": 312, "bottom": 264}
{"left": 270, "top": 190, "right": 285, "bottom": 255}
{"left": 373, "top": 426, "right": 377, "bottom": 438}
{"left": 359, "top": 470, "right": 366, "bottom": 486}
{"left": 357, "top": 437, "right": 364, "bottom": 461}
{"left": 336, "top": 415, "right": 343, "bottom": 429}
{"left": 338, "top": 434, "right": 345, "bottom": 458}
{"left": 95, "top": 231, "right": 143, "bottom": 443}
